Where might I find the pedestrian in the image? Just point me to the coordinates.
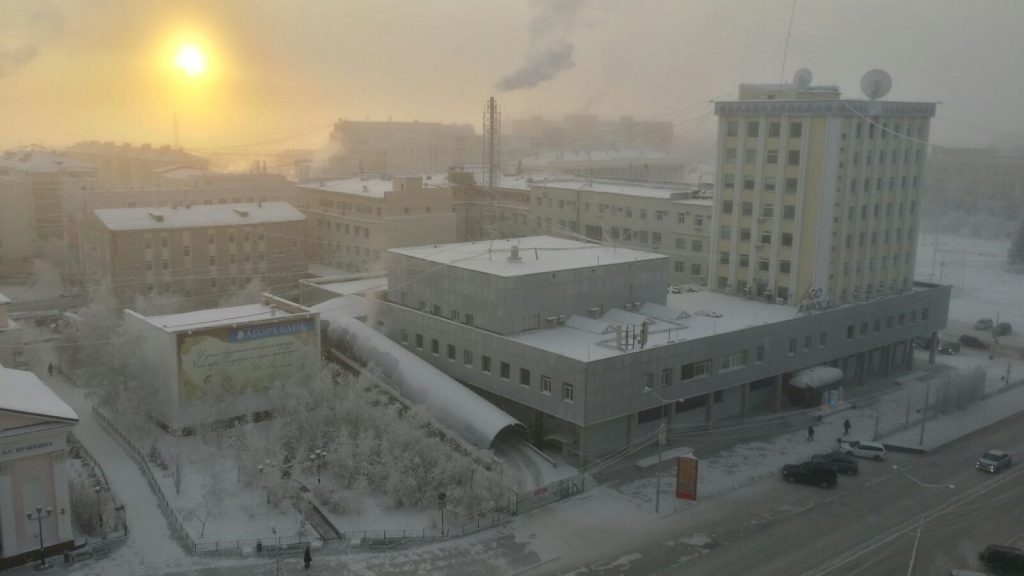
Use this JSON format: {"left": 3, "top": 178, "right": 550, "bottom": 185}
{"left": 256, "top": 539, "right": 262, "bottom": 554}
{"left": 47, "top": 362, "right": 53, "bottom": 377}
{"left": 807, "top": 425, "right": 815, "bottom": 442}
{"left": 843, "top": 418, "right": 852, "bottom": 436}
{"left": 303, "top": 545, "right": 312, "bottom": 570}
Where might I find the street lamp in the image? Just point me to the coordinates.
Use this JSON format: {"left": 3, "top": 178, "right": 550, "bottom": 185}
{"left": 310, "top": 450, "right": 327, "bottom": 486}
{"left": 94, "top": 485, "right": 103, "bottom": 529}
{"left": 26, "top": 505, "right": 53, "bottom": 568}
{"left": 642, "top": 387, "right": 672, "bottom": 514}
{"left": 114, "top": 504, "right": 127, "bottom": 537}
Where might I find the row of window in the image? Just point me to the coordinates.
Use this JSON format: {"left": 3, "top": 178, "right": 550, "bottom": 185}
{"left": 723, "top": 174, "right": 799, "bottom": 192}
{"left": 846, "top": 307, "right": 929, "bottom": 339}
{"left": 397, "top": 294, "right": 477, "bottom": 327}
{"left": 720, "top": 253, "right": 791, "bottom": 274}
{"left": 316, "top": 219, "right": 373, "bottom": 239}
{"left": 400, "top": 330, "right": 575, "bottom": 402}
{"left": 726, "top": 120, "right": 802, "bottom": 139}
{"left": 841, "top": 226, "right": 915, "bottom": 249}
{"left": 726, "top": 119, "right": 927, "bottom": 142}
{"left": 143, "top": 230, "right": 269, "bottom": 250}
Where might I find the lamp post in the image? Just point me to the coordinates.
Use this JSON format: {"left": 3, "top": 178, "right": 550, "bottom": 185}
{"left": 642, "top": 386, "right": 672, "bottom": 514}
{"left": 26, "top": 505, "right": 53, "bottom": 568}
{"left": 310, "top": 450, "right": 326, "bottom": 486}
{"left": 114, "top": 504, "right": 127, "bottom": 537}
{"left": 93, "top": 485, "right": 103, "bottom": 529}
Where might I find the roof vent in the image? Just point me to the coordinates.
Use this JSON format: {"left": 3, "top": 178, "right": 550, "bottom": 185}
{"left": 508, "top": 244, "right": 522, "bottom": 263}
{"left": 233, "top": 208, "right": 250, "bottom": 217}
{"left": 148, "top": 211, "right": 164, "bottom": 222}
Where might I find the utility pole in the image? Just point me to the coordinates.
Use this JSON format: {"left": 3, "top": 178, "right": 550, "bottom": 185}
{"left": 174, "top": 112, "right": 179, "bottom": 148}
{"left": 655, "top": 422, "right": 666, "bottom": 514}
{"left": 918, "top": 382, "right": 931, "bottom": 446}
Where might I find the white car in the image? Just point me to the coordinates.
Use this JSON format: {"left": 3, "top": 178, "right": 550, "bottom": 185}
{"left": 840, "top": 440, "right": 886, "bottom": 461}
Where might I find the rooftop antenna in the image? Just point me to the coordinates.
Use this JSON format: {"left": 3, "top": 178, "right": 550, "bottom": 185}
{"left": 793, "top": 68, "right": 813, "bottom": 88}
{"left": 860, "top": 69, "right": 893, "bottom": 100}
{"left": 779, "top": 0, "right": 798, "bottom": 83}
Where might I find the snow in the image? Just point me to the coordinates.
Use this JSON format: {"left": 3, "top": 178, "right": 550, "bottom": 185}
{"left": 92, "top": 202, "right": 304, "bottom": 231}
{"left": 529, "top": 177, "right": 696, "bottom": 200}
{"left": 0, "top": 259, "right": 65, "bottom": 301}
{"left": 0, "top": 149, "right": 94, "bottom": 173}
{"left": 313, "top": 277, "right": 387, "bottom": 297}
{"left": 390, "top": 236, "right": 667, "bottom": 278}
{"left": 0, "top": 291, "right": 10, "bottom": 305}
{"left": 309, "top": 295, "right": 370, "bottom": 320}
{"left": 297, "top": 177, "right": 396, "bottom": 198}
{"left": 137, "top": 302, "right": 313, "bottom": 332}
{"left": 0, "top": 367, "right": 78, "bottom": 421}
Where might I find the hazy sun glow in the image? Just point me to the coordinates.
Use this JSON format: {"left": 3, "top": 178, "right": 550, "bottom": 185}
{"left": 174, "top": 44, "right": 208, "bottom": 77}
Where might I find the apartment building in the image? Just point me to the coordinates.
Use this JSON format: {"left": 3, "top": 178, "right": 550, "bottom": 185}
{"left": 296, "top": 175, "right": 456, "bottom": 272}
{"left": 80, "top": 202, "right": 306, "bottom": 304}
{"left": 0, "top": 150, "right": 97, "bottom": 270}
{"left": 64, "top": 141, "right": 209, "bottom": 190}
{"left": 709, "top": 82, "right": 935, "bottom": 305}
{"left": 320, "top": 120, "right": 476, "bottom": 177}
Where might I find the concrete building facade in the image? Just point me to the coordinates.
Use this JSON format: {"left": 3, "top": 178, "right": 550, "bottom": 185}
{"left": 709, "top": 83, "right": 935, "bottom": 305}
{"left": 296, "top": 175, "right": 456, "bottom": 273}
{"left": 79, "top": 202, "right": 306, "bottom": 304}
{"left": 377, "top": 236, "right": 950, "bottom": 461}
{"left": 64, "top": 141, "right": 209, "bottom": 190}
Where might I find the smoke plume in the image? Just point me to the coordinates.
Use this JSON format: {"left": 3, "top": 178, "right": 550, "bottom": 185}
{"left": 0, "top": 1, "right": 65, "bottom": 77}
{"left": 496, "top": 0, "right": 586, "bottom": 92}
{"left": 0, "top": 46, "right": 40, "bottom": 77}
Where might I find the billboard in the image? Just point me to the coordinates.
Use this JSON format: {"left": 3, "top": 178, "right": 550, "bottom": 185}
{"left": 675, "top": 455, "right": 698, "bottom": 501}
{"left": 176, "top": 317, "right": 319, "bottom": 402}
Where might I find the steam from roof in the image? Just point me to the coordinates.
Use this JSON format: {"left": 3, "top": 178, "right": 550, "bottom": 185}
{"left": 496, "top": 0, "right": 586, "bottom": 92}
{"left": 0, "top": 0, "right": 64, "bottom": 77}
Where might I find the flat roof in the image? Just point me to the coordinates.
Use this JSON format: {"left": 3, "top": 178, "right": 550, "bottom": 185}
{"left": 93, "top": 202, "right": 304, "bottom": 231}
{"left": 0, "top": 149, "right": 95, "bottom": 174}
{"left": 312, "top": 277, "right": 388, "bottom": 296}
{"left": 530, "top": 177, "right": 696, "bottom": 201}
{"left": 0, "top": 368, "right": 78, "bottom": 422}
{"left": 510, "top": 289, "right": 796, "bottom": 361}
{"left": 389, "top": 236, "right": 666, "bottom": 278}
{"left": 136, "top": 302, "right": 314, "bottom": 333}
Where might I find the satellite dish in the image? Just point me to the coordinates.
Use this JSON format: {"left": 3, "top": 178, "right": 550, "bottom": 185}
{"left": 860, "top": 69, "right": 893, "bottom": 100}
{"left": 793, "top": 68, "right": 813, "bottom": 88}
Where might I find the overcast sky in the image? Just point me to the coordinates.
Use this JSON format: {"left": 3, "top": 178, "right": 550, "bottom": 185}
{"left": 2, "top": 0, "right": 1023, "bottom": 159}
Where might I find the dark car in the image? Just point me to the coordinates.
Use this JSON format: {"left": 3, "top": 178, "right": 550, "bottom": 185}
{"left": 913, "top": 336, "right": 933, "bottom": 349}
{"left": 976, "top": 449, "right": 1012, "bottom": 473}
{"left": 974, "top": 318, "right": 994, "bottom": 331}
{"left": 995, "top": 322, "right": 1013, "bottom": 337}
{"left": 959, "top": 334, "right": 990, "bottom": 349}
{"left": 978, "top": 544, "right": 1024, "bottom": 574}
{"left": 938, "top": 341, "right": 961, "bottom": 355}
{"left": 781, "top": 461, "right": 837, "bottom": 488}
{"left": 811, "top": 452, "right": 859, "bottom": 476}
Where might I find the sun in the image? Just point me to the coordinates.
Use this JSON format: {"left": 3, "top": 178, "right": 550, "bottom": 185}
{"left": 174, "top": 44, "right": 208, "bottom": 77}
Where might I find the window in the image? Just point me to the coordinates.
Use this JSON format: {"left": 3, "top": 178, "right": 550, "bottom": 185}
{"left": 541, "top": 375, "right": 552, "bottom": 395}
{"left": 661, "top": 368, "right": 672, "bottom": 387}
{"left": 874, "top": 319, "right": 881, "bottom": 332}
{"left": 744, "top": 149, "right": 756, "bottom": 165}
{"left": 766, "top": 150, "right": 778, "bottom": 164}
{"left": 431, "top": 339, "right": 440, "bottom": 355}
{"left": 744, "top": 176, "right": 755, "bottom": 190}
{"left": 144, "top": 237, "right": 152, "bottom": 249}
{"left": 652, "top": 232, "right": 661, "bottom": 245}
{"left": 755, "top": 345, "right": 765, "bottom": 363}
{"left": 691, "top": 263, "right": 703, "bottom": 276}
{"left": 727, "top": 121, "right": 739, "bottom": 137}
{"left": 161, "top": 237, "right": 168, "bottom": 248}
{"left": 464, "top": 350, "right": 473, "bottom": 366}
{"left": 785, "top": 178, "right": 798, "bottom": 193}
{"left": 720, "top": 350, "right": 748, "bottom": 371}
{"left": 643, "top": 372, "right": 653, "bottom": 391}
{"left": 681, "top": 360, "right": 712, "bottom": 381}
{"left": 783, "top": 205, "right": 796, "bottom": 219}
{"left": 768, "top": 121, "right": 781, "bottom": 137}
{"left": 764, "top": 176, "right": 776, "bottom": 191}
{"left": 720, "top": 252, "right": 730, "bottom": 265}
{"left": 674, "top": 261, "right": 685, "bottom": 273}
{"left": 562, "top": 382, "right": 575, "bottom": 403}
{"left": 739, "top": 254, "right": 750, "bottom": 268}
{"left": 183, "top": 246, "right": 191, "bottom": 257}
{"left": 415, "top": 333, "right": 424, "bottom": 349}
{"left": 723, "top": 174, "right": 735, "bottom": 189}
{"left": 789, "top": 122, "right": 802, "bottom": 138}
{"left": 210, "top": 278, "right": 218, "bottom": 289}
{"left": 722, "top": 200, "right": 733, "bottom": 214}
{"left": 500, "top": 361, "right": 511, "bottom": 380}
{"left": 787, "top": 150, "right": 801, "bottom": 165}
{"left": 720, "top": 225, "right": 732, "bottom": 240}
{"left": 804, "top": 335, "right": 812, "bottom": 351}
{"left": 145, "top": 261, "right": 153, "bottom": 271}
{"left": 779, "top": 260, "right": 791, "bottom": 274}
{"left": 209, "top": 255, "right": 216, "bottom": 266}
{"left": 921, "top": 307, "right": 929, "bottom": 320}
{"left": 520, "top": 368, "right": 531, "bottom": 387}
{"left": 447, "top": 344, "right": 456, "bottom": 361}
{"left": 898, "top": 313, "right": 905, "bottom": 326}
{"left": 399, "top": 329, "right": 409, "bottom": 344}
{"left": 692, "top": 239, "right": 703, "bottom": 252}
{"left": 847, "top": 325, "right": 855, "bottom": 339}
{"left": 762, "top": 204, "right": 774, "bottom": 218}
{"left": 788, "top": 338, "right": 797, "bottom": 354}
{"left": 481, "top": 355, "right": 492, "bottom": 373}
{"left": 819, "top": 331, "right": 827, "bottom": 347}
{"left": 747, "top": 120, "right": 760, "bottom": 137}
{"left": 782, "top": 232, "right": 793, "bottom": 247}
{"left": 677, "top": 213, "right": 687, "bottom": 224}
{"left": 742, "top": 201, "right": 753, "bottom": 216}
{"left": 741, "top": 228, "right": 751, "bottom": 242}
{"left": 758, "top": 258, "right": 770, "bottom": 272}
{"left": 861, "top": 322, "right": 868, "bottom": 335}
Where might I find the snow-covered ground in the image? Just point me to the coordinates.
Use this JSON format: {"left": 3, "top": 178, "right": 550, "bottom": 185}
{"left": 0, "top": 258, "right": 65, "bottom": 300}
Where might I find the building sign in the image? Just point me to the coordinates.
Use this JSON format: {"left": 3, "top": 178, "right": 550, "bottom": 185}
{"left": 177, "top": 317, "right": 318, "bottom": 402}
{"left": 0, "top": 433, "right": 63, "bottom": 462}
{"left": 675, "top": 455, "right": 698, "bottom": 501}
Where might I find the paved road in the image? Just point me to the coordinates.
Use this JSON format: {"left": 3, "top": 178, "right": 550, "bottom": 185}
{"left": 552, "top": 412, "right": 1024, "bottom": 576}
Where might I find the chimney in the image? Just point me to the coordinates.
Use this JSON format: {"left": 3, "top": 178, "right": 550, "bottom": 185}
{"left": 507, "top": 244, "right": 521, "bottom": 263}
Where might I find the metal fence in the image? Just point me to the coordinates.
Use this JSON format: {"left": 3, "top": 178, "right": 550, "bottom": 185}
{"left": 192, "top": 535, "right": 322, "bottom": 555}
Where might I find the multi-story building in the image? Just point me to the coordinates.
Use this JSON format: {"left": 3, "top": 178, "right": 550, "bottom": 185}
{"left": 519, "top": 150, "right": 689, "bottom": 184}
{"left": 64, "top": 141, "right": 209, "bottom": 190}
{"left": 296, "top": 175, "right": 456, "bottom": 272}
{"left": 377, "top": 236, "right": 950, "bottom": 461}
{"left": 505, "top": 115, "right": 675, "bottom": 156}
{"left": 80, "top": 202, "right": 306, "bottom": 304}
{"left": 0, "top": 150, "right": 97, "bottom": 269}
{"left": 449, "top": 172, "right": 713, "bottom": 287}
{"left": 709, "top": 83, "right": 935, "bottom": 305}
{"left": 320, "top": 120, "right": 476, "bottom": 177}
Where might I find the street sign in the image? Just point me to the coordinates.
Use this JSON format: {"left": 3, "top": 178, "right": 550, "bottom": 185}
{"left": 676, "top": 455, "right": 698, "bottom": 501}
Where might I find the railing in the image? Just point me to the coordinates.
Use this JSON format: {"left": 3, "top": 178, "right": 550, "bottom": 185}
{"left": 192, "top": 535, "right": 322, "bottom": 555}
{"left": 91, "top": 406, "right": 196, "bottom": 554}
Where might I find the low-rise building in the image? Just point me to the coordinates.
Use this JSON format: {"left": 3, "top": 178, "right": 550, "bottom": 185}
{"left": 377, "top": 236, "right": 950, "bottom": 461}
{"left": 296, "top": 175, "right": 456, "bottom": 273}
{"left": 64, "top": 141, "right": 209, "bottom": 190}
{"left": 80, "top": 202, "right": 306, "bottom": 304}
{"left": 123, "top": 295, "right": 321, "bottom": 430}
{"left": 0, "top": 367, "right": 78, "bottom": 569}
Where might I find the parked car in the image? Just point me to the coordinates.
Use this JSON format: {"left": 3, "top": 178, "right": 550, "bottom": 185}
{"left": 810, "top": 452, "right": 859, "bottom": 476}
{"left": 995, "top": 322, "right": 1013, "bottom": 337}
{"left": 976, "top": 449, "right": 1012, "bottom": 473}
{"left": 978, "top": 544, "right": 1024, "bottom": 574}
{"left": 839, "top": 440, "right": 886, "bottom": 461}
{"left": 938, "top": 341, "right": 961, "bottom": 355}
{"left": 781, "top": 461, "right": 837, "bottom": 488}
{"left": 913, "top": 336, "right": 933, "bottom": 349}
{"left": 974, "top": 318, "right": 994, "bottom": 331}
{"left": 959, "top": 334, "right": 990, "bottom": 349}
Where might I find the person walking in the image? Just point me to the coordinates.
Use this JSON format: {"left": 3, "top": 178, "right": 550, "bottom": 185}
{"left": 807, "top": 425, "right": 815, "bottom": 442}
{"left": 303, "top": 545, "right": 312, "bottom": 570}
{"left": 843, "top": 418, "right": 852, "bottom": 436}
{"left": 47, "top": 362, "right": 54, "bottom": 377}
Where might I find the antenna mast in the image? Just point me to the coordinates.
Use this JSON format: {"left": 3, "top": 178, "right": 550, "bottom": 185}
{"left": 779, "top": 0, "right": 798, "bottom": 83}
{"left": 483, "top": 96, "right": 501, "bottom": 188}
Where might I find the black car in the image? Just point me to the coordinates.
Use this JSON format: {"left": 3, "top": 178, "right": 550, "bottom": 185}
{"left": 959, "top": 334, "right": 990, "bottom": 349}
{"left": 995, "top": 322, "right": 1013, "bottom": 337}
{"left": 938, "top": 341, "right": 961, "bottom": 355}
{"left": 781, "top": 461, "right": 837, "bottom": 488}
{"left": 810, "top": 452, "right": 859, "bottom": 476}
{"left": 979, "top": 544, "right": 1024, "bottom": 574}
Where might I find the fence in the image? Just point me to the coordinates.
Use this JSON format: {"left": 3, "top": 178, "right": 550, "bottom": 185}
{"left": 91, "top": 406, "right": 196, "bottom": 554}
{"left": 192, "top": 535, "right": 322, "bottom": 555}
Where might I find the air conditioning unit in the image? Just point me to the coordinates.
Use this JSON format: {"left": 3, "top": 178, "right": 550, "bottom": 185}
{"left": 588, "top": 306, "right": 602, "bottom": 318}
